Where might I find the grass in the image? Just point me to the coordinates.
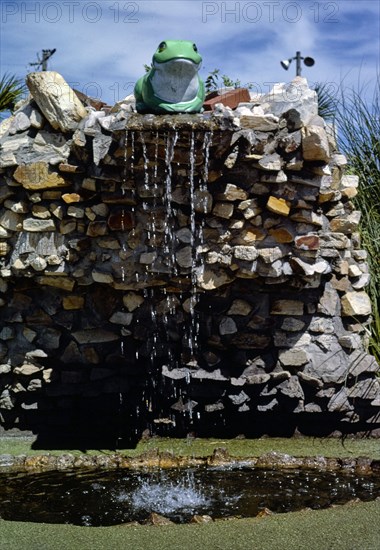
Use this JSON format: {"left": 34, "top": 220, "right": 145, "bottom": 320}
{"left": 0, "top": 500, "right": 379, "bottom": 550}
{"left": 0, "top": 435, "right": 379, "bottom": 460}
{"left": 333, "top": 78, "right": 380, "bottom": 362}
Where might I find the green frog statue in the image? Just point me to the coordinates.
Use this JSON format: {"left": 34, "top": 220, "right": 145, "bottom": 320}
{"left": 134, "top": 40, "right": 205, "bottom": 114}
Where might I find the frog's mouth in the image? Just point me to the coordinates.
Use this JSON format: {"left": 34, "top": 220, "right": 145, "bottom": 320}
{"left": 151, "top": 58, "right": 201, "bottom": 104}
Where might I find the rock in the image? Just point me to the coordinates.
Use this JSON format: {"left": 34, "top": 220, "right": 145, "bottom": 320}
{"left": 277, "top": 376, "right": 304, "bottom": 400}
{"left": 109, "top": 311, "right": 133, "bottom": 325}
{"left": 219, "top": 317, "right": 237, "bottom": 335}
{"left": 241, "top": 113, "right": 279, "bottom": 131}
{"left": 217, "top": 183, "right": 248, "bottom": 201}
{"left": 297, "top": 371, "right": 323, "bottom": 388}
{"left": 260, "top": 78, "right": 318, "bottom": 127}
{"left": 0, "top": 389, "right": 15, "bottom": 410}
{"left": 26, "top": 72, "right": 87, "bottom": 132}
{"left": 123, "top": 292, "right": 144, "bottom": 312}
{"left": 258, "top": 247, "right": 285, "bottom": 264}
{"left": 145, "top": 513, "right": 174, "bottom": 526}
{"left": 23, "top": 218, "right": 56, "bottom": 232}
{"left": 347, "top": 378, "right": 380, "bottom": 400}
{"left": 330, "top": 212, "right": 361, "bottom": 234}
{"left": 258, "top": 153, "right": 282, "bottom": 171}
{"left": 271, "top": 300, "right": 304, "bottom": 315}
{"left": 237, "top": 198, "right": 261, "bottom": 219}
{"left": 328, "top": 387, "right": 354, "bottom": 413}
{"left": 302, "top": 125, "right": 330, "bottom": 161}
{"left": 233, "top": 245, "right": 258, "bottom": 261}
{"left": 348, "top": 351, "right": 379, "bottom": 377}
{"left": 14, "top": 162, "right": 68, "bottom": 190}
{"left": 212, "top": 202, "right": 234, "bottom": 219}
{"left": 279, "top": 348, "right": 309, "bottom": 367}
{"left": 191, "top": 515, "right": 213, "bottom": 524}
{"left": 171, "top": 397, "right": 198, "bottom": 412}
{"left": 318, "top": 283, "right": 341, "bottom": 316}
{"left": 9, "top": 111, "right": 31, "bottom": 134}
{"left": 0, "top": 133, "right": 34, "bottom": 167}
{"left": 228, "top": 390, "right": 250, "bottom": 406}
{"left": 176, "top": 246, "right": 193, "bottom": 268}
{"left": 72, "top": 329, "right": 119, "bottom": 344}
{"left": 93, "top": 133, "right": 113, "bottom": 165}
{"left": 320, "top": 233, "right": 349, "bottom": 249}
{"left": 196, "top": 267, "right": 234, "bottom": 290}
{"left": 295, "top": 235, "right": 319, "bottom": 250}
{"left": 231, "top": 333, "right": 271, "bottom": 349}
{"left": 194, "top": 189, "right": 213, "bottom": 213}
{"left": 309, "top": 317, "right": 335, "bottom": 333}
{"left": 341, "top": 292, "right": 372, "bottom": 316}
{"left": 303, "top": 343, "right": 349, "bottom": 384}
{"left": 266, "top": 196, "right": 291, "bottom": 216}
{"left": 62, "top": 295, "right": 85, "bottom": 310}
{"left": 227, "top": 299, "right": 252, "bottom": 316}
{"left": 269, "top": 227, "right": 294, "bottom": 243}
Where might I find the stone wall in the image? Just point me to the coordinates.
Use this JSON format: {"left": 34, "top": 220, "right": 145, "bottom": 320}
{"left": 0, "top": 72, "right": 379, "bottom": 445}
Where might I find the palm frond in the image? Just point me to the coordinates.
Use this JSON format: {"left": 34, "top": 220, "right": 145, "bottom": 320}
{"left": 0, "top": 73, "right": 25, "bottom": 114}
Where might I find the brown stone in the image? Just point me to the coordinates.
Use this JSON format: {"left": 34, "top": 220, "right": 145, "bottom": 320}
{"left": 231, "top": 333, "right": 271, "bottom": 349}
{"left": 37, "top": 276, "right": 75, "bottom": 291}
{"left": 62, "top": 296, "right": 85, "bottom": 310}
{"left": 203, "top": 88, "right": 250, "bottom": 110}
{"left": 212, "top": 202, "right": 234, "bottom": 219}
{"left": 295, "top": 235, "right": 320, "bottom": 250}
{"left": 62, "top": 193, "right": 82, "bottom": 204}
{"left": 271, "top": 300, "right": 304, "bottom": 315}
{"left": 13, "top": 162, "right": 68, "bottom": 190}
{"left": 268, "top": 227, "right": 294, "bottom": 243}
{"left": 236, "top": 228, "right": 266, "bottom": 243}
{"left": 266, "top": 196, "right": 291, "bottom": 216}
{"left": 107, "top": 211, "right": 135, "bottom": 231}
{"left": 217, "top": 183, "right": 248, "bottom": 201}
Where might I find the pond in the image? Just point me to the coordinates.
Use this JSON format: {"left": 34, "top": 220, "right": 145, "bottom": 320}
{"left": 1, "top": 465, "right": 379, "bottom": 526}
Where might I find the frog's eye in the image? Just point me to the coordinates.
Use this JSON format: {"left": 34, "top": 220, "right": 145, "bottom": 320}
{"left": 193, "top": 43, "right": 198, "bottom": 52}
{"left": 158, "top": 42, "right": 167, "bottom": 52}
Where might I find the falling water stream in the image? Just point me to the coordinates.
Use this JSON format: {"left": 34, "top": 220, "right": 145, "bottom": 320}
{"left": 116, "top": 128, "right": 216, "bottom": 435}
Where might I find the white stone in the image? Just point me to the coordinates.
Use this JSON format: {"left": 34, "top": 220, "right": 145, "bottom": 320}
{"left": 23, "top": 218, "right": 55, "bottom": 232}
{"left": 259, "top": 77, "right": 318, "bottom": 126}
{"left": 26, "top": 71, "right": 87, "bottom": 132}
{"left": 109, "top": 311, "right": 133, "bottom": 325}
{"left": 219, "top": 317, "right": 237, "bottom": 335}
{"left": 233, "top": 245, "right": 258, "bottom": 261}
{"left": 123, "top": 292, "right": 144, "bottom": 312}
{"left": 341, "top": 292, "right": 372, "bottom": 316}
{"left": 91, "top": 270, "right": 114, "bottom": 283}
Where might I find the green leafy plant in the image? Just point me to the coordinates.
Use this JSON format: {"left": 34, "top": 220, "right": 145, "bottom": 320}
{"left": 333, "top": 80, "right": 380, "bottom": 362}
{"left": 205, "top": 69, "right": 244, "bottom": 94}
{"left": 313, "top": 82, "right": 338, "bottom": 121}
{"left": 0, "top": 73, "right": 25, "bottom": 118}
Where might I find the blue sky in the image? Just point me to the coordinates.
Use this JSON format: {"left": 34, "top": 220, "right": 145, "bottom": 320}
{"left": 1, "top": 0, "right": 379, "bottom": 105}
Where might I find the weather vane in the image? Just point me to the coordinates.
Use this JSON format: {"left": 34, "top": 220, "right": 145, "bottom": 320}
{"left": 29, "top": 49, "right": 56, "bottom": 71}
{"left": 280, "top": 51, "right": 315, "bottom": 76}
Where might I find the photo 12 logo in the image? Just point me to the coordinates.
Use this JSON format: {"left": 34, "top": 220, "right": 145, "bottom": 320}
{"left": 201, "top": 2, "right": 339, "bottom": 23}
{"left": 1, "top": 2, "right": 139, "bottom": 24}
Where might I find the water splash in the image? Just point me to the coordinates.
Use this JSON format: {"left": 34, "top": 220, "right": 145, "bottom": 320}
{"left": 117, "top": 470, "right": 210, "bottom": 517}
